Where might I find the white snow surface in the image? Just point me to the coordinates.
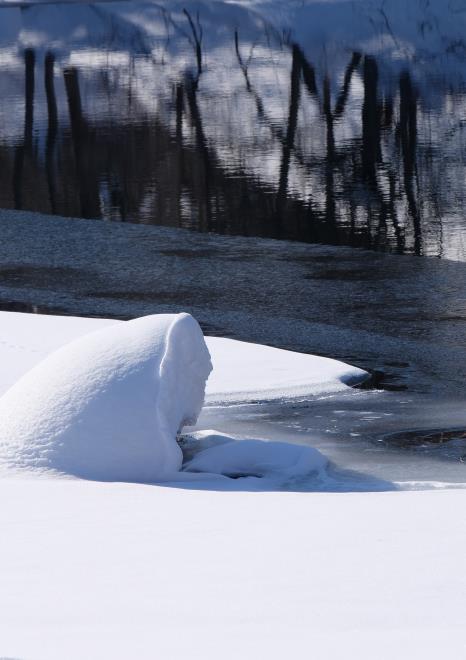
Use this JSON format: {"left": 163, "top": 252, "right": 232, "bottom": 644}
{"left": 206, "top": 336, "right": 367, "bottom": 401}
{"left": 0, "top": 478, "right": 465, "bottom": 660}
{"left": 0, "top": 313, "right": 212, "bottom": 481}
{"left": 0, "top": 311, "right": 367, "bottom": 402}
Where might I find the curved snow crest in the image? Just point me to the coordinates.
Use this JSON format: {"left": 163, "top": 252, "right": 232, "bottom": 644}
{"left": 0, "top": 313, "right": 212, "bottom": 482}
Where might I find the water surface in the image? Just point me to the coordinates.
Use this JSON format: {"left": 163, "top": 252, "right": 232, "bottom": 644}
{"left": 1, "top": 0, "right": 466, "bottom": 257}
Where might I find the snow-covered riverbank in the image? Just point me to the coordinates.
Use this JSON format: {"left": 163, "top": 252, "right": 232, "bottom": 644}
{"left": 0, "top": 309, "right": 465, "bottom": 658}
{"left": 0, "top": 310, "right": 365, "bottom": 487}
{"left": 0, "top": 310, "right": 367, "bottom": 402}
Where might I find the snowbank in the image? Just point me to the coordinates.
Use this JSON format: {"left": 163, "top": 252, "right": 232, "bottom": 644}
{"left": 0, "top": 311, "right": 368, "bottom": 401}
{"left": 207, "top": 336, "right": 367, "bottom": 401}
{"left": 0, "top": 477, "right": 465, "bottom": 660}
{"left": 0, "top": 311, "right": 464, "bottom": 659}
{"left": 0, "top": 313, "right": 212, "bottom": 481}
{"left": 0, "top": 310, "right": 366, "bottom": 486}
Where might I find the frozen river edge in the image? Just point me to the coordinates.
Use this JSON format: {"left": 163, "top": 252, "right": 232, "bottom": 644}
{"left": 0, "top": 309, "right": 368, "bottom": 490}
{"left": 0, "top": 310, "right": 465, "bottom": 659}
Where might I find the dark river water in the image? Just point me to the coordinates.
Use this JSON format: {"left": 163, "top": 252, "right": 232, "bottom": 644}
{"left": 1, "top": 0, "right": 466, "bottom": 487}
{"left": 1, "top": 0, "right": 466, "bottom": 257}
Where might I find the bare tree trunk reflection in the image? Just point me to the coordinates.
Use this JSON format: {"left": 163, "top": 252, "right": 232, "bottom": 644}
{"left": 175, "top": 83, "right": 185, "bottom": 227}
{"left": 64, "top": 67, "right": 100, "bottom": 219}
{"left": 334, "top": 52, "right": 361, "bottom": 118}
{"left": 45, "top": 52, "right": 58, "bottom": 214}
{"left": 235, "top": 31, "right": 288, "bottom": 148}
{"left": 276, "top": 44, "right": 302, "bottom": 236}
{"left": 323, "top": 76, "right": 337, "bottom": 238}
{"left": 13, "top": 48, "right": 35, "bottom": 210}
{"left": 297, "top": 45, "right": 318, "bottom": 98}
{"left": 185, "top": 73, "right": 212, "bottom": 231}
{"left": 362, "top": 56, "right": 380, "bottom": 186}
{"left": 400, "top": 71, "right": 421, "bottom": 254}
{"left": 183, "top": 9, "right": 203, "bottom": 79}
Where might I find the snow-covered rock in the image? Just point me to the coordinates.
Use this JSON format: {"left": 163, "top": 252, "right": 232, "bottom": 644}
{"left": 184, "top": 430, "right": 328, "bottom": 483}
{"left": 0, "top": 313, "right": 212, "bottom": 482}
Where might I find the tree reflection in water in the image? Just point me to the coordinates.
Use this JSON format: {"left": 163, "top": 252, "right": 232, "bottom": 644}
{"left": 0, "top": 8, "right": 463, "bottom": 259}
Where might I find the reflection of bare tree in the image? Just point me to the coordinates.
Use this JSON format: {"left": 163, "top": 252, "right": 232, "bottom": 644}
{"left": 184, "top": 72, "right": 213, "bottom": 231}
{"left": 234, "top": 30, "right": 254, "bottom": 92}
{"left": 13, "top": 48, "right": 35, "bottom": 210}
{"left": 24, "top": 49, "right": 35, "bottom": 150}
{"left": 0, "top": 38, "right": 432, "bottom": 256}
{"left": 64, "top": 67, "right": 101, "bottom": 219}
{"left": 334, "top": 52, "right": 361, "bottom": 118}
{"left": 183, "top": 8, "right": 203, "bottom": 81}
{"left": 323, "top": 76, "right": 336, "bottom": 236}
{"left": 276, "top": 45, "right": 302, "bottom": 234}
{"left": 235, "top": 33, "right": 321, "bottom": 172}
{"left": 399, "top": 71, "right": 421, "bottom": 255}
{"left": 233, "top": 39, "right": 381, "bottom": 241}
{"left": 362, "top": 56, "right": 380, "bottom": 185}
{"left": 45, "top": 52, "right": 58, "bottom": 214}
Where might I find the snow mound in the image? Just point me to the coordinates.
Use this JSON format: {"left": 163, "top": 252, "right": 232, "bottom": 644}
{"left": 182, "top": 430, "right": 328, "bottom": 485}
{"left": 0, "top": 313, "right": 212, "bottom": 482}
